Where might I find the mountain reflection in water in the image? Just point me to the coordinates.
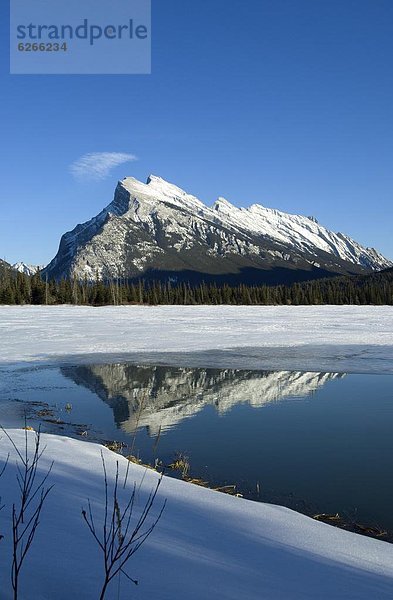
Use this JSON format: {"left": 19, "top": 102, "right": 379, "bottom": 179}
{"left": 61, "top": 365, "right": 344, "bottom": 435}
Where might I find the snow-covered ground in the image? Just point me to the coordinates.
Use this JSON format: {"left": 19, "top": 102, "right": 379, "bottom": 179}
{"left": 0, "top": 430, "right": 393, "bottom": 600}
{"left": 0, "top": 305, "right": 393, "bottom": 372}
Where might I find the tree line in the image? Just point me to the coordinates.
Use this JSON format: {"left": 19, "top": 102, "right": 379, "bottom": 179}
{"left": 0, "top": 264, "right": 392, "bottom": 306}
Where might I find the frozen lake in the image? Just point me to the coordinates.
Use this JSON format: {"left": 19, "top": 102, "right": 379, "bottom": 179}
{"left": 1, "top": 304, "right": 393, "bottom": 373}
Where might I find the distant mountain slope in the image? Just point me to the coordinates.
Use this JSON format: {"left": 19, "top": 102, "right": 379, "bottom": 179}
{"left": 12, "top": 262, "right": 43, "bottom": 276}
{"left": 360, "top": 266, "right": 393, "bottom": 281}
{"left": 40, "top": 174, "right": 392, "bottom": 284}
{"left": 0, "top": 259, "right": 10, "bottom": 270}
{"left": 300, "top": 265, "right": 393, "bottom": 290}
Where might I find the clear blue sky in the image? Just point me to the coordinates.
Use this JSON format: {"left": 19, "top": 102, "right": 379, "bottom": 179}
{"left": 1, "top": 0, "right": 393, "bottom": 265}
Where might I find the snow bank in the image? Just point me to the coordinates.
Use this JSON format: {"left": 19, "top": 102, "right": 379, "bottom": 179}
{"left": 0, "top": 430, "right": 393, "bottom": 599}
{"left": 0, "top": 305, "right": 393, "bottom": 372}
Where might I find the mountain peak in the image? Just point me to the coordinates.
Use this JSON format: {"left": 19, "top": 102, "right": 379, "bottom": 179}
{"left": 212, "top": 197, "right": 235, "bottom": 212}
{"left": 146, "top": 174, "right": 164, "bottom": 185}
{"left": 12, "top": 262, "right": 44, "bottom": 276}
{"left": 120, "top": 174, "right": 206, "bottom": 213}
{"left": 43, "top": 174, "right": 393, "bottom": 282}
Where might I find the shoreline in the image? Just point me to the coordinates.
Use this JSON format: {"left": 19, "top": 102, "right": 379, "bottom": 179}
{"left": 1, "top": 429, "right": 393, "bottom": 599}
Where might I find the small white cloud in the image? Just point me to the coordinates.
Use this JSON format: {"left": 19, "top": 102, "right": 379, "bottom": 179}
{"left": 70, "top": 152, "right": 138, "bottom": 180}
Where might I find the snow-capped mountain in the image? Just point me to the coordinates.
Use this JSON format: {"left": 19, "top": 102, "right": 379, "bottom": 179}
{"left": 12, "top": 262, "right": 44, "bottom": 276}
{"left": 62, "top": 364, "right": 344, "bottom": 435}
{"left": 44, "top": 175, "right": 392, "bottom": 283}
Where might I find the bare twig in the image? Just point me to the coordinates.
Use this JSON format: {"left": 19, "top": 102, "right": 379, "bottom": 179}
{"left": 1, "top": 426, "right": 53, "bottom": 600}
{"left": 0, "top": 447, "right": 9, "bottom": 541}
{"left": 82, "top": 452, "right": 166, "bottom": 600}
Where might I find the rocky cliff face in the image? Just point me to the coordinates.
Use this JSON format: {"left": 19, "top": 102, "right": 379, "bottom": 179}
{"left": 44, "top": 175, "right": 392, "bottom": 284}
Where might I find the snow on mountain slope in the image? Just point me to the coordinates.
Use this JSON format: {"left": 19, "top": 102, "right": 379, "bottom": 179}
{"left": 212, "top": 197, "right": 388, "bottom": 269}
{"left": 43, "top": 175, "right": 392, "bottom": 282}
{"left": 12, "top": 262, "right": 44, "bottom": 276}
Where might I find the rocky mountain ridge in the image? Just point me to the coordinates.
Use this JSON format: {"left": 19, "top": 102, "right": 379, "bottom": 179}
{"left": 43, "top": 175, "right": 392, "bottom": 284}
